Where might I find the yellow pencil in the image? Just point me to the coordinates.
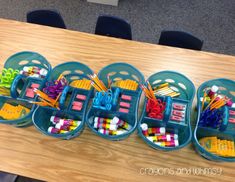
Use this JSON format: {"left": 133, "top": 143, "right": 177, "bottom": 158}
{"left": 201, "top": 91, "right": 207, "bottom": 111}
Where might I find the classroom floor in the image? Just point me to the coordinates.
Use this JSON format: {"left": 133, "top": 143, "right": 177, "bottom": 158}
{"left": 0, "top": 0, "right": 234, "bottom": 55}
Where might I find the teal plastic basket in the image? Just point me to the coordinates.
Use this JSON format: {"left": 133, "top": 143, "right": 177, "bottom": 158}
{"left": 0, "top": 51, "right": 51, "bottom": 127}
{"left": 8, "top": 51, "right": 51, "bottom": 100}
{"left": 32, "top": 62, "right": 93, "bottom": 139}
{"left": 193, "top": 78, "right": 235, "bottom": 162}
{"left": 138, "top": 71, "right": 195, "bottom": 151}
{"left": 86, "top": 62, "right": 145, "bottom": 140}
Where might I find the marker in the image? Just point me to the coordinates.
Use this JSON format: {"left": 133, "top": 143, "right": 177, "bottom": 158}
{"left": 112, "top": 117, "right": 132, "bottom": 130}
{"left": 208, "top": 85, "right": 219, "bottom": 99}
{"left": 141, "top": 123, "right": 149, "bottom": 136}
{"left": 94, "top": 122, "right": 117, "bottom": 130}
{"left": 94, "top": 117, "right": 113, "bottom": 124}
{"left": 147, "top": 134, "right": 178, "bottom": 142}
{"left": 50, "top": 116, "right": 61, "bottom": 124}
{"left": 59, "top": 119, "right": 81, "bottom": 127}
{"left": 48, "top": 127, "right": 68, "bottom": 134}
{"left": 148, "top": 127, "right": 166, "bottom": 135}
{"left": 155, "top": 140, "right": 179, "bottom": 147}
{"left": 98, "top": 129, "right": 126, "bottom": 135}
{"left": 55, "top": 123, "right": 78, "bottom": 131}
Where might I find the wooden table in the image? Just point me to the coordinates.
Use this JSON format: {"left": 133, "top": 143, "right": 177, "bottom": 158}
{"left": 0, "top": 18, "right": 234, "bottom": 182}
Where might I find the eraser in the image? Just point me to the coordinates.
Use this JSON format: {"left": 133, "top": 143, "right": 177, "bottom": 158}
{"left": 120, "top": 102, "right": 130, "bottom": 108}
{"left": 121, "top": 95, "right": 132, "bottom": 101}
{"left": 73, "top": 101, "right": 83, "bottom": 107}
{"left": 31, "top": 83, "right": 40, "bottom": 88}
{"left": 173, "top": 103, "right": 185, "bottom": 110}
{"left": 119, "top": 108, "right": 129, "bottom": 113}
{"left": 76, "top": 94, "right": 86, "bottom": 100}
{"left": 25, "top": 88, "right": 35, "bottom": 98}
{"left": 170, "top": 115, "right": 183, "bottom": 122}
{"left": 229, "top": 118, "right": 235, "bottom": 123}
{"left": 172, "top": 110, "right": 185, "bottom": 117}
{"left": 229, "top": 110, "right": 235, "bottom": 116}
{"left": 72, "top": 105, "right": 82, "bottom": 111}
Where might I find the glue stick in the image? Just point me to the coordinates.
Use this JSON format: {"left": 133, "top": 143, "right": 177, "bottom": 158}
{"left": 47, "top": 127, "right": 68, "bottom": 134}
{"left": 94, "top": 122, "right": 117, "bottom": 130}
{"left": 55, "top": 123, "right": 78, "bottom": 131}
{"left": 140, "top": 123, "right": 149, "bottom": 136}
{"left": 94, "top": 117, "right": 113, "bottom": 124}
{"left": 98, "top": 128, "right": 126, "bottom": 135}
{"left": 50, "top": 116, "right": 61, "bottom": 124}
{"left": 59, "top": 119, "right": 81, "bottom": 127}
{"left": 112, "top": 117, "right": 132, "bottom": 130}
{"left": 155, "top": 140, "right": 179, "bottom": 147}
{"left": 208, "top": 85, "right": 219, "bottom": 99}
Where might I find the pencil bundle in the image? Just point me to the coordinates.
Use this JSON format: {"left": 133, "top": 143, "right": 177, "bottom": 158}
{"left": 140, "top": 81, "right": 156, "bottom": 100}
{"left": 88, "top": 73, "right": 108, "bottom": 92}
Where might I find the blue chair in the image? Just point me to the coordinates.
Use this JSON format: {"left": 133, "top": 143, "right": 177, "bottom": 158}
{"left": 27, "top": 9, "right": 66, "bottom": 29}
{"left": 159, "top": 30, "right": 203, "bottom": 50}
{"left": 95, "top": 15, "right": 132, "bottom": 40}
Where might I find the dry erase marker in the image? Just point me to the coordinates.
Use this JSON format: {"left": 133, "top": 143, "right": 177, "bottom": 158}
{"left": 112, "top": 117, "right": 132, "bottom": 130}
{"left": 155, "top": 140, "right": 179, "bottom": 147}
{"left": 94, "top": 122, "right": 117, "bottom": 130}
{"left": 48, "top": 127, "right": 68, "bottom": 134}
{"left": 98, "top": 129, "right": 126, "bottom": 135}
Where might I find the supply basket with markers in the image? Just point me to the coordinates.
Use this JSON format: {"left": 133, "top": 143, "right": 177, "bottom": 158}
{"left": 33, "top": 62, "right": 93, "bottom": 139}
{"left": 138, "top": 71, "right": 195, "bottom": 151}
{"left": 193, "top": 79, "right": 235, "bottom": 162}
{"left": 0, "top": 51, "right": 51, "bottom": 127}
{"left": 86, "top": 63, "right": 144, "bottom": 140}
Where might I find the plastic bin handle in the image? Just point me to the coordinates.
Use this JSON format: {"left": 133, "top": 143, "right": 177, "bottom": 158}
{"left": 10, "top": 74, "right": 27, "bottom": 98}
{"left": 59, "top": 85, "right": 70, "bottom": 109}
{"left": 163, "top": 96, "right": 173, "bottom": 123}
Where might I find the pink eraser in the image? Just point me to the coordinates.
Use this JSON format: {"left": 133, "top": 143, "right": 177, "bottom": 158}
{"left": 229, "top": 110, "right": 235, "bottom": 116}
{"left": 31, "top": 83, "right": 40, "bottom": 88}
{"left": 121, "top": 95, "right": 132, "bottom": 101}
{"left": 229, "top": 118, "right": 235, "bottom": 123}
{"left": 173, "top": 103, "right": 185, "bottom": 110}
{"left": 25, "top": 88, "right": 35, "bottom": 98}
{"left": 172, "top": 110, "right": 185, "bottom": 117}
{"left": 119, "top": 108, "right": 129, "bottom": 113}
{"left": 170, "top": 115, "right": 183, "bottom": 122}
{"left": 76, "top": 94, "right": 86, "bottom": 100}
{"left": 72, "top": 105, "right": 82, "bottom": 111}
{"left": 73, "top": 101, "right": 83, "bottom": 107}
{"left": 120, "top": 102, "right": 130, "bottom": 108}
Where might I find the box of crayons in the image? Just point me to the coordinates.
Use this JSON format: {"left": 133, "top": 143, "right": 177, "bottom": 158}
{"left": 138, "top": 71, "right": 195, "bottom": 151}
{"left": 193, "top": 78, "right": 235, "bottom": 162}
{"left": 86, "top": 63, "right": 145, "bottom": 140}
{"left": 0, "top": 51, "right": 52, "bottom": 127}
{"left": 32, "top": 62, "right": 93, "bottom": 139}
